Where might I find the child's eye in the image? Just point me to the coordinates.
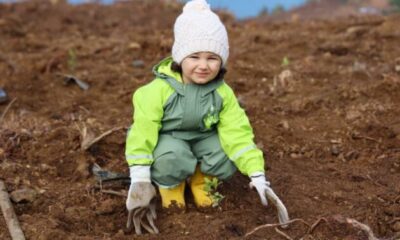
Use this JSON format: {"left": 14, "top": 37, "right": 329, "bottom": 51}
{"left": 189, "top": 55, "right": 199, "bottom": 59}
{"left": 208, "top": 57, "right": 218, "bottom": 60}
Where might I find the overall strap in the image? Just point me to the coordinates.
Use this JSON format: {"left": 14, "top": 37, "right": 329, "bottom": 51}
{"left": 161, "top": 76, "right": 185, "bottom": 95}
{"left": 200, "top": 79, "right": 224, "bottom": 96}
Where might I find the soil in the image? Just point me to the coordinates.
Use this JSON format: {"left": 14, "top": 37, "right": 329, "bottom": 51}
{"left": 1, "top": 1, "right": 400, "bottom": 239}
{"left": 260, "top": 0, "right": 392, "bottom": 21}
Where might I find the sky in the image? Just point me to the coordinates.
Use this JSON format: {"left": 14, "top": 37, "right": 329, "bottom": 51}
{"left": 190, "top": 0, "right": 307, "bottom": 19}
{"left": 66, "top": 0, "right": 308, "bottom": 19}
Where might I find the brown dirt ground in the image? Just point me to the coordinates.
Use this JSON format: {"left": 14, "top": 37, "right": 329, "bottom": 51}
{"left": 1, "top": 1, "right": 400, "bottom": 239}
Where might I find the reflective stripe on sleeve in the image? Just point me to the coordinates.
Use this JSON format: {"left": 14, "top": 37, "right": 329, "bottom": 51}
{"left": 126, "top": 154, "right": 153, "bottom": 160}
{"left": 231, "top": 144, "right": 257, "bottom": 161}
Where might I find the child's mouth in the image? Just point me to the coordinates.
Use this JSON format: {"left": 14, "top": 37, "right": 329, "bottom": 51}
{"left": 195, "top": 72, "right": 209, "bottom": 77}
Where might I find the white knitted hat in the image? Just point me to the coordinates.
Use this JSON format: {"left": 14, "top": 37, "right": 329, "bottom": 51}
{"left": 172, "top": 0, "right": 229, "bottom": 65}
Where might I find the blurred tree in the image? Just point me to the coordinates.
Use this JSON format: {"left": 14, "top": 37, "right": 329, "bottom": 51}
{"left": 391, "top": 0, "right": 400, "bottom": 9}
{"left": 258, "top": 6, "right": 268, "bottom": 17}
{"left": 272, "top": 5, "right": 284, "bottom": 15}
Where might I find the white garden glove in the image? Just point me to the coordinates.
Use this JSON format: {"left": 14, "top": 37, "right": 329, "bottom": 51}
{"left": 125, "top": 165, "right": 158, "bottom": 235}
{"left": 250, "top": 172, "right": 290, "bottom": 227}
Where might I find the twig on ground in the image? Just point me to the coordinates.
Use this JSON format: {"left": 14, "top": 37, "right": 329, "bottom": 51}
{"left": 247, "top": 215, "right": 383, "bottom": 239}
{"left": 275, "top": 227, "right": 293, "bottom": 240}
{"left": 0, "top": 98, "right": 17, "bottom": 125}
{"left": 333, "top": 215, "right": 380, "bottom": 240}
{"left": 56, "top": 73, "right": 90, "bottom": 90}
{"left": 100, "top": 189, "right": 127, "bottom": 197}
{"left": 345, "top": 218, "right": 379, "bottom": 240}
{"left": 308, "top": 217, "right": 328, "bottom": 234}
{"left": 245, "top": 218, "right": 309, "bottom": 238}
{"left": 352, "top": 134, "right": 380, "bottom": 143}
{"left": 365, "top": 174, "right": 386, "bottom": 188}
{"left": 77, "top": 123, "right": 123, "bottom": 150}
{"left": 0, "top": 180, "right": 26, "bottom": 240}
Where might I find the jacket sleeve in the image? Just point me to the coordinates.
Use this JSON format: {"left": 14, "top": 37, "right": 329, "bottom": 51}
{"left": 125, "top": 81, "right": 165, "bottom": 166}
{"left": 217, "top": 84, "right": 265, "bottom": 176}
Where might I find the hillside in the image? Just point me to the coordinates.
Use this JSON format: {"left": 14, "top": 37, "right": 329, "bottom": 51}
{"left": 0, "top": 1, "right": 400, "bottom": 239}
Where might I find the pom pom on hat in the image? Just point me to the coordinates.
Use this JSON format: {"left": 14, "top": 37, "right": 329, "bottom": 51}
{"left": 172, "top": 0, "right": 229, "bottom": 65}
{"left": 183, "top": 0, "right": 211, "bottom": 12}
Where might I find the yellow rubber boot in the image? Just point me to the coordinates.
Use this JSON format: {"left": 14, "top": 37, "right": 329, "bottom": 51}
{"left": 190, "top": 166, "right": 214, "bottom": 207}
{"left": 158, "top": 182, "right": 186, "bottom": 208}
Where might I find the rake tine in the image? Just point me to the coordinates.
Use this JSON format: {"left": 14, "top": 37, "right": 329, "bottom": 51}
{"left": 133, "top": 207, "right": 146, "bottom": 235}
{"left": 126, "top": 210, "right": 134, "bottom": 232}
{"left": 146, "top": 210, "right": 159, "bottom": 234}
{"left": 149, "top": 202, "right": 157, "bottom": 220}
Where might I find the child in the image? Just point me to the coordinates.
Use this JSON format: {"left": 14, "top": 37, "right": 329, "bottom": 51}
{"left": 125, "top": 0, "right": 288, "bottom": 233}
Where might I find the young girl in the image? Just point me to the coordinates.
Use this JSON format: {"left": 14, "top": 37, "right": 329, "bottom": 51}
{"left": 125, "top": 0, "right": 288, "bottom": 234}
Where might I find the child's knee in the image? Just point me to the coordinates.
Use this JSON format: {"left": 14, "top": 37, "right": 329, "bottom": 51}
{"left": 200, "top": 159, "right": 237, "bottom": 181}
{"left": 151, "top": 154, "right": 197, "bottom": 187}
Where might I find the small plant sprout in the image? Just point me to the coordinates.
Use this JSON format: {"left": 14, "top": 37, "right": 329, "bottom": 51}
{"left": 281, "top": 56, "right": 290, "bottom": 67}
{"left": 68, "top": 48, "right": 77, "bottom": 73}
{"left": 203, "top": 177, "right": 224, "bottom": 207}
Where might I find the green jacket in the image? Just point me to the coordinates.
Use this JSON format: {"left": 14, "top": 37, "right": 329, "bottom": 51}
{"left": 125, "top": 57, "right": 264, "bottom": 176}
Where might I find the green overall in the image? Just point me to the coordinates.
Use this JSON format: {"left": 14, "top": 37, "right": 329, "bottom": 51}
{"left": 125, "top": 57, "right": 265, "bottom": 188}
{"left": 151, "top": 77, "right": 237, "bottom": 187}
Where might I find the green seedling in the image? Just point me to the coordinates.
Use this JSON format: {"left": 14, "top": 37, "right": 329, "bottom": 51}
{"left": 204, "top": 177, "right": 224, "bottom": 207}
{"left": 281, "top": 56, "right": 290, "bottom": 66}
{"left": 68, "top": 48, "right": 77, "bottom": 73}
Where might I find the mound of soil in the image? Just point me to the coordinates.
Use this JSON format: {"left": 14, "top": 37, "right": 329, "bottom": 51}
{"left": 0, "top": 1, "right": 399, "bottom": 239}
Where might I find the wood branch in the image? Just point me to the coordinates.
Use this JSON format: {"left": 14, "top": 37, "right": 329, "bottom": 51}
{"left": 0, "top": 180, "right": 26, "bottom": 240}
{"left": 308, "top": 217, "right": 328, "bottom": 234}
{"left": 245, "top": 218, "right": 309, "bottom": 238}
{"left": 275, "top": 227, "right": 293, "bottom": 240}
{"left": 345, "top": 218, "right": 379, "bottom": 240}
{"left": 100, "top": 189, "right": 127, "bottom": 197}
{"left": 333, "top": 215, "right": 380, "bottom": 240}
{"left": 78, "top": 124, "right": 123, "bottom": 151}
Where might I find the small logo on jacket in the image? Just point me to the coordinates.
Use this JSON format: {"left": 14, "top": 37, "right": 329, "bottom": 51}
{"left": 203, "top": 105, "right": 219, "bottom": 129}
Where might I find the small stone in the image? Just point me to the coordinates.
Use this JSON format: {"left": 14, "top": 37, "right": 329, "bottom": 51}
{"left": 392, "top": 221, "right": 400, "bottom": 232}
{"left": 114, "top": 229, "right": 125, "bottom": 237}
{"left": 323, "top": 52, "right": 331, "bottom": 58}
{"left": 128, "top": 42, "right": 141, "bottom": 50}
{"left": 290, "top": 153, "right": 301, "bottom": 159}
{"left": 352, "top": 61, "right": 367, "bottom": 72}
{"left": 331, "top": 145, "right": 341, "bottom": 156}
{"left": 346, "top": 26, "right": 368, "bottom": 36}
{"left": 395, "top": 65, "right": 400, "bottom": 72}
{"left": 278, "top": 120, "right": 290, "bottom": 130}
{"left": 10, "top": 188, "right": 37, "bottom": 203}
{"left": 346, "top": 109, "right": 362, "bottom": 121}
{"left": 132, "top": 60, "right": 144, "bottom": 68}
{"left": 332, "top": 191, "right": 343, "bottom": 198}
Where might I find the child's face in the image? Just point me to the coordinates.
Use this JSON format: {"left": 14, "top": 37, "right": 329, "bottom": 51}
{"left": 181, "top": 52, "right": 222, "bottom": 84}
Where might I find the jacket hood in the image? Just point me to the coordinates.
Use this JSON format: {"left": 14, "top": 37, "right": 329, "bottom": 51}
{"left": 152, "top": 57, "right": 183, "bottom": 83}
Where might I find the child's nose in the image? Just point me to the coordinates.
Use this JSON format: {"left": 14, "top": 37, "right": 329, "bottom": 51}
{"left": 198, "top": 59, "right": 208, "bottom": 69}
